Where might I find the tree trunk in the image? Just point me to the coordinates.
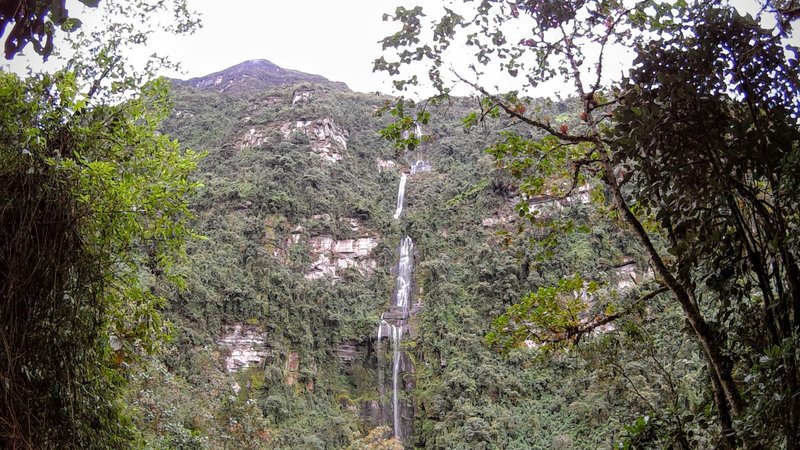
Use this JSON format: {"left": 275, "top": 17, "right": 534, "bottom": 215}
{"left": 600, "top": 159, "right": 745, "bottom": 437}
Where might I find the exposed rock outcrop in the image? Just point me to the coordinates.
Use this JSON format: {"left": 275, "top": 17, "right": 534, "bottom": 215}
{"left": 292, "top": 88, "right": 314, "bottom": 105}
{"left": 336, "top": 340, "right": 360, "bottom": 365}
{"left": 285, "top": 351, "right": 300, "bottom": 385}
{"left": 238, "top": 127, "right": 270, "bottom": 149}
{"left": 217, "top": 324, "right": 270, "bottom": 373}
{"left": 613, "top": 261, "right": 639, "bottom": 290}
{"left": 526, "top": 184, "right": 592, "bottom": 216}
{"left": 276, "top": 218, "right": 381, "bottom": 278}
{"left": 410, "top": 160, "right": 431, "bottom": 175}
{"left": 305, "top": 236, "right": 379, "bottom": 280}
{"left": 281, "top": 118, "right": 349, "bottom": 162}
{"left": 377, "top": 159, "right": 396, "bottom": 171}
{"left": 481, "top": 216, "right": 513, "bottom": 227}
{"left": 482, "top": 184, "right": 593, "bottom": 228}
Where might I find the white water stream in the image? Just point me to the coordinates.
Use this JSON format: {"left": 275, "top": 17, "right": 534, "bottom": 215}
{"left": 391, "top": 323, "right": 403, "bottom": 439}
{"left": 377, "top": 320, "right": 386, "bottom": 414}
{"left": 378, "top": 171, "right": 416, "bottom": 440}
{"left": 395, "top": 237, "right": 413, "bottom": 313}
{"left": 391, "top": 236, "right": 414, "bottom": 439}
{"left": 393, "top": 173, "right": 407, "bottom": 220}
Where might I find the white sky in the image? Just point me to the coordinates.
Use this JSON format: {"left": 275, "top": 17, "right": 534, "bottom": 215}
{"left": 151, "top": 0, "right": 437, "bottom": 93}
{"left": 6, "top": 0, "right": 440, "bottom": 94}
{"left": 2, "top": 0, "right": 795, "bottom": 96}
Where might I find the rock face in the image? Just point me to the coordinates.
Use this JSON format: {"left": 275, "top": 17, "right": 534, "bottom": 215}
{"left": 526, "top": 184, "right": 592, "bottom": 216}
{"left": 613, "top": 261, "right": 639, "bottom": 290}
{"left": 292, "top": 88, "right": 314, "bottom": 104}
{"left": 174, "top": 59, "right": 349, "bottom": 94}
{"left": 217, "top": 324, "right": 270, "bottom": 373}
{"left": 482, "top": 185, "right": 594, "bottom": 227}
{"left": 481, "top": 216, "right": 513, "bottom": 227}
{"left": 285, "top": 351, "right": 300, "bottom": 385}
{"left": 281, "top": 118, "right": 349, "bottom": 162}
{"left": 278, "top": 218, "right": 381, "bottom": 280}
{"left": 238, "top": 127, "right": 271, "bottom": 149}
{"left": 336, "top": 340, "right": 360, "bottom": 365}
{"left": 235, "top": 118, "right": 350, "bottom": 159}
{"left": 410, "top": 160, "right": 432, "bottom": 175}
{"left": 305, "top": 236, "right": 379, "bottom": 280}
{"left": 377, "top": 159, "right": 396, "bottom": 171}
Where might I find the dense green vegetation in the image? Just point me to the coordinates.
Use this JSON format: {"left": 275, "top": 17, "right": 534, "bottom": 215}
{"left": 114, "top": 75, "right": 713, "bottom": 449}
{"left": 0, "top": 1, "right": 200, "bottom": 447}
{"left": 2, "top": 1, "right": 798, "bottom": 449}
{"left": 377, "top": 0, "right": 800, "bottom": 447}
{"left": 0, "top": 66, "right": 199, "bottom": 449}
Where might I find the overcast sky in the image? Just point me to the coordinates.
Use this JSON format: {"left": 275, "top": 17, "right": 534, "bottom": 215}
{"left": 6, "top": 0, "right": 438, "bottom": 94}
{"left": 3, "top": 0, "right": 794, "bottom": 96}
{"left": 152, "top": 0, "right": 436, "bottom": 93}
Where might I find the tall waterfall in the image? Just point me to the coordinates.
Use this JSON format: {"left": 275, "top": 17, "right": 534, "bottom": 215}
{"left": 377, "top": 320, "right": 387, "bottom": 420}
{"left": 393, "top": 173, "right": 407, "bottom": 220}
{"left": 392, "top": 236, "right": 414, "bottom": 438}
{"left": 378, "top": 164, "right": 416, "bottom": 441}
{"left": 391, "top": 323, "right": 403, "bottom": 439}
{"left": 395, "top": 237, "right": 414, "bottom": 314}
{"left": 375, "top": 240, "right": 415, "bottom": 441}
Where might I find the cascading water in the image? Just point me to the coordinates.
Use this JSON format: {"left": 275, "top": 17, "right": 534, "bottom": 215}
{"left": 377, "top": 320, "right": 386, "bottom": 421}
{"left": 393, "top": 173, "right": 407, "bottom": 220}
{"left": 392, "top": 324, "right": 402, "bottom": 439}
{"left": 410, "top": 160, "right": 431, "bottom": 175}
{"left": 395, "top": 237, "right": 413, "bottom": 314}
{"left": 376, "top": 169, "right": 416, "bottom": 441}
{"left": 390, "top": 236, "right": 414, "bottom": 439}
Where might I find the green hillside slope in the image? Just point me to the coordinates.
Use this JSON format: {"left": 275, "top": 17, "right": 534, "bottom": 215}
{"left": 131, "top": 65, "right": 705, "bottom": 449}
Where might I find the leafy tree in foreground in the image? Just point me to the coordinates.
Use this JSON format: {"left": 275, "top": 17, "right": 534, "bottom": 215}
{"left": 377, "top": 0, "right": 799, "bottom": 447}
{"left": 0, "top": 0, "right": 96, "bottom": 59}
{"left": 0, "top": 71, "right": 200, "bottom": 448}
{"left": 0, "top": 0, "right": 198, "bottom": 61}
{"left": 0, "top": 1, "right": 200, "bottom": 447}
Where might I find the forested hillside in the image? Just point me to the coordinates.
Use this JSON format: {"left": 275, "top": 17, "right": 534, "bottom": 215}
{"left": 3, "top": 1, "right": 798, "bottom": 449}
{"left": 121, "top": 61, "right": 706, "bottom": 449}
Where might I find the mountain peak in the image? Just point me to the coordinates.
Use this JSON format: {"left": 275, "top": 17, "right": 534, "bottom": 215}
{"left": 175, "top": 59, "right": 349, "bottom": 94}
{"left": 235, "top": 59, "right": 281, "bottom": 70}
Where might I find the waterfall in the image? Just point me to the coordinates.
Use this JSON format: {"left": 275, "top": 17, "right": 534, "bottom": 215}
{"left": 393, "top": 173, "right": 407, "bottom": 220}
{"left": 376, "top": 320, "right": 387, "bottom": 421}
{"left": 391, "top": 236, "right": 414, "bottom": 439}
{"left": 377, "top": 321, "right": 384, "bottom": 391}
{"left": 392, "top": 324, "right": 403, "bottom": 440}
{"left": 414, "top": 123, "right": 422, "bottom": 140}
{"left": 378, "top": 170, "right": 415, "bottom": 441}
{"left": 395, "top": 236, "right": 414, "bottom": 314}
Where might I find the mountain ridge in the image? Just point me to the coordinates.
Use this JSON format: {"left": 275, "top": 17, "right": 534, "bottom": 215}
{"left": 173, "top": 59, "right": 350, "bottom": 94}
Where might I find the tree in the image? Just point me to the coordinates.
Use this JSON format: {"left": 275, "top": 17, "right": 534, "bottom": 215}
{"left": 0, "top": 0, "right": 93, "bottom": 59}
{"left": 0, "top": 0, "right": 198, "bottom": 61}
{"left": 0, "top": 1, "right": 200, "bottom": 447}
{"left": 610, "top": 6, "right": 800, "bottom": 445}
{"left": 376, "top": 0, "right": 799, "bottom": 447}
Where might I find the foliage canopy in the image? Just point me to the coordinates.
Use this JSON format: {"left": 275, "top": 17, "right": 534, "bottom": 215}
{"left": 377, "top": 0, "right": 800, "bottom": 447}
{"left": 0, "top": 0, "right": 200, "bottom": 446}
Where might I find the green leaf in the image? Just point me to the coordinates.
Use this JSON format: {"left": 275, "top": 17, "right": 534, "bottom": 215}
{"left": 61, "top": 18, "right": 83, "bottom": 32}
